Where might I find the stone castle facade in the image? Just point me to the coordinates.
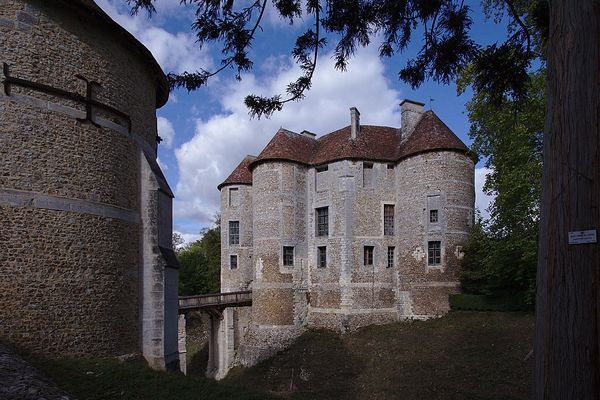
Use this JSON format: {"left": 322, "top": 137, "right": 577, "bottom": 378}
{"left": 214, "top": 100, "right": 475, "bottom": 378}
{"left": 0, "top": 0, "right": 179, "bottom": 370}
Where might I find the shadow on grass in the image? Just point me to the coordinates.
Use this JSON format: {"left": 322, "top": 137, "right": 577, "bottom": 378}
{"left": 224, "top": 330, "right": 365, "bottom": 400}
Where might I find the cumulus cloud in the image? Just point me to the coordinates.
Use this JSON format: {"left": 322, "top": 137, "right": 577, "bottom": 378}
{"left": 96, "top": 0, "right": 212, "bottom": 73}
{"left": 475, "top": 167, "right": 494, "bottom": 221}
{"left": 157, "top": 116, "right": 175, "bottom": 148}
{"left": 174, "top": 45, "right": 402, "bottom": 226}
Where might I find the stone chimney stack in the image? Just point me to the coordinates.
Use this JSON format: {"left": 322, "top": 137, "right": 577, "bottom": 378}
{"left": 350, "top": 107, "right": 360, "bottom": 140}
{"left": 400, "top": 99, "right": 425, "bottom": 141}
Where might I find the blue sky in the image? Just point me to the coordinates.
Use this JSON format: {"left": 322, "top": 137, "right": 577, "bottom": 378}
{"left": 97, "top": 0, "right": 502, "bottom": 244}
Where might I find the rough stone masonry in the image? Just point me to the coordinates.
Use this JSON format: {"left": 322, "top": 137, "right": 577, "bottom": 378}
{"left": 209, "top": 100, "right": 476, "bottom": 378}
{"left": 0, "top": 0, "right": 179, "bottom": 371}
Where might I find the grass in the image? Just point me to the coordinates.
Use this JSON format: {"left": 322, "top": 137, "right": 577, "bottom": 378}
{"left": 26, "top": 311, "right": 534, "bottom": 400}
{"left": 29, "top": 356, "right": 273, "bottom": 400}
{"left": 220, "top": 311, "right": 534, "bottom": 400}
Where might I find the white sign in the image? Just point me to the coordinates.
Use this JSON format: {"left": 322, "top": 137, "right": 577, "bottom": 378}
{"left": 568, "top": 230, "right": 597, "bottom": 245}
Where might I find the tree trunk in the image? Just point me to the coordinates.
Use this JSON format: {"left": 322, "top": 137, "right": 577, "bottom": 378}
{"left": 534, "top": 1, "right": 600, "bottom": 399}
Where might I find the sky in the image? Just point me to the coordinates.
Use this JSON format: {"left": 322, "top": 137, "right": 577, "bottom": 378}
{"left": 97, "top": 0, "right": 499, "bottom": 244}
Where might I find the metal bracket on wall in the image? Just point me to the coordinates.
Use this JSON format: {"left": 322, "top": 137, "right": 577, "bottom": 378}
{"left": 2, "top": 62, "right": 132, "bottom": 133}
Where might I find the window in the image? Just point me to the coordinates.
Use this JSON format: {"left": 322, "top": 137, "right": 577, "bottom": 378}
{"left": 387, "top": 246, "right": 395, "bottom": 268}
{"left": 316, "top": 207, "right": 328, "bottom": 237}
{"left": 428, "top": 241, "right": 441, "bottom": 265}
{"left": 430, "top": 209, "right": 439, "bottom": 223}
{"left": 364, "top": 246, "right": 374, "bottom": 266}
{"left": 384, "top": 204, "right": 395, "bottom": 235}
{"left": 230, "top": 254, "right": 238, "bottom": 269}
{"left": 363, "top": 162, "right": 373, "bottom": 187}
{"left": 315, "top": 165, "right": 328, "bottom": 191}
{"left": 283, "top": 246, "right": 294, "bottom": 266}
{"left": 387, "top": 163, "right": 395, "bottom": 170}
{"left": 228, "top": 187, "right": 239, "bottom": 206}
{"left": 229, "top": 221, "right": 239, "bottom": 245}
{"left": 317, "top": 246, "right": 327, "bottom": 268}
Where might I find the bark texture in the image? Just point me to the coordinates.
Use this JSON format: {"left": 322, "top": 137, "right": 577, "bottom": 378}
{"left": 534, "top": 0, "right": 600, "bottom": 398}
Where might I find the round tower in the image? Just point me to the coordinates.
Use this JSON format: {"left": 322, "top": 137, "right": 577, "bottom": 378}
{"left": 0, "top": 0, "right": 178, "bottom": 369}
{"left": 395, "top": 105, "right": 475, "bottom": 317}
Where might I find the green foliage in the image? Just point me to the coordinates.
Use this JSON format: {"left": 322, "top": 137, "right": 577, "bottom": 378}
{"left": 459, "top": 71, "right": 544, "bottom": 304}
{"left": 178, "top": 216, "right": 221, "bottom": 295}
{"left": 449, "top": 293, "right": 530, "bottom": 311}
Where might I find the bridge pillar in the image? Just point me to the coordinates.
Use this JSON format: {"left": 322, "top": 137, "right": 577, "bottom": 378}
{"left": 206, "top": 308, "right": 235, "bottom": 380}
{"left": 177, "top": 314, "right": 187, "bottom": 375}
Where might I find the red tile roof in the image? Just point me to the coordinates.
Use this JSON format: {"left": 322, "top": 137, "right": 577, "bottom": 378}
{"left": 217, "top": 155, "right": 256, "bottom": 190}
{"left": 218, "top": 110, "right": 473, "bottom": 190}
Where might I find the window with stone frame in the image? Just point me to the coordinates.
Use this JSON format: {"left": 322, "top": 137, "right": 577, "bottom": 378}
{"left": 229, "top": 221, "right": 240, "bottom": 245}
{"left": 430, "top": 209, "right": 439, "bottom": 223}
{"left": 384, "top": 204, "right": 395, "bottom": 235}
{"left": 387, "top": 246, "right": 395, "bottom": 268}
{"left": 316, "top": 207, "right": 329, "bottom": 237}
{"left": 228, "top": 187, "right": 239, "bottom": 206}
{"left": 363, "top": 162, "right": 374, "bottom": 187}
{"left": 428, "top": 241, "right": 441, "bottom": 265}
{"left": 283, "top": 246, "right": 294, "bottom": 266}
{"left": 317, "top": 246, "right": 327, "bottom": 268}
{"left": 230, "top": 254, "right": 238, "bottom": 269}
{"left": 364, "top": 246, "right": 374, "bottom": 266}
{"left": 315, "top": 165, "right": 328, "bottom": 192}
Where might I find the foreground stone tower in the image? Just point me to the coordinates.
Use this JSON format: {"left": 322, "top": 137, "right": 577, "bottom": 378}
{"left": 0, "top": 0, "right": 179, "bottom": 370}
{"left": 215, "top": 100, "right": 475, "bottom": 377}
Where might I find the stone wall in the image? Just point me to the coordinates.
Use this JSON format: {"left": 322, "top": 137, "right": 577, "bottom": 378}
{"left": 219, "top": 130, "right": 474, "bottom": 374}
{"left": 0, "top": 0, "right": 177, "bottom": 368}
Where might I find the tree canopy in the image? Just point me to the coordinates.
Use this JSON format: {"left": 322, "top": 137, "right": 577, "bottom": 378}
{"left": 129, "top": 0, "right": 548, "bottom": 117}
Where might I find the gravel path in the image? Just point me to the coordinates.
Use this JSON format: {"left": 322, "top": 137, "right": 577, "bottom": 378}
{"left": 0, "top": 344, "right": 76, "bottom": 400}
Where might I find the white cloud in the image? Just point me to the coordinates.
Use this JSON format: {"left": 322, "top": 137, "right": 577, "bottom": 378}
{"left": 475, "top": 167, "right": 494, "bottom": 221}
{"left": 96, "top": 0, "right": 212, "bottom": 73}
{"left": 157, "top": 116, "right": 175, "bottom": 148}
{"left": 174, "top": 45, "right": 402, "bottom": 226}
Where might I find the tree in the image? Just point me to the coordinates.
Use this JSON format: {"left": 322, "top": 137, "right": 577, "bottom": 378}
{"left": 177, "top": 217, "right": 221, "bottom": 295}
{"left": 172, "top": 232, "right": 185, "bottom": 253}
{"left": 130, "top": 0, "right": 599, "bottom": 397}
{"left": 459, "top": 70, "right": 544, "bottom": 303}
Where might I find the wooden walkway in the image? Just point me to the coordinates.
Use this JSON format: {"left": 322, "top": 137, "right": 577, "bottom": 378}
{"left": 179, "top": 290, "right": 252, "bottom": 313}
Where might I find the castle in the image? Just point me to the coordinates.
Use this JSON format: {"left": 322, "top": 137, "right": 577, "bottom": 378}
{"left": 1, "top": 0, "right": 179, "bottom": 370}
{"left": 213, "top": 100, "right": 476, "bottom": 378}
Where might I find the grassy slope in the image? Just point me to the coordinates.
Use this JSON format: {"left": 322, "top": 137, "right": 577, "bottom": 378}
{"left": 28, "top": 311, "right": 533, "bottom": 400}
{"left": 220, "top": 311, "right": 534, "bottom": 400}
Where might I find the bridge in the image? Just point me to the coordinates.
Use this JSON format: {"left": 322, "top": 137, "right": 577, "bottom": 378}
{"left": 179, "top": 290, "right": 252, "bottom": 318}
{"left": 177, "top": 290, "right": 253, "bottom": 378}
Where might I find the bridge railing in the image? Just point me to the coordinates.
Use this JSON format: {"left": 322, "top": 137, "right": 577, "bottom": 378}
{"left": 179, "top": 290, "right": 252, "bottom": 311}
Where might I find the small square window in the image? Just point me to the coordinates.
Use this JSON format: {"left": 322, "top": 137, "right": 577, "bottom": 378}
{"left": 316, "top": 207, "right": 329, "bottom": 237}
{"left": 283, "top": 246, "right": 294, "bottom": 266}
{"left": 387, "top": 246, "right": 395, "bottom": 268}
{"left": 430, "top": 209, "right": 439, "bottom": 223}
{"left": 230, "top": 254, "right": 238, "bottom": 269}
{"left": 387, "top": 163, "right": 395, "bottom": 170}
{"left": 229, "top": 221, "right": 239, "bottom": 245}
{"left": 364, "top": 246, "right": 374, "bottom": 266}
{"left": 317, "top": 246, "right": 327, "bottom": 268}
{"left": 428, "top": 241, "right": 441, "bottom": 265}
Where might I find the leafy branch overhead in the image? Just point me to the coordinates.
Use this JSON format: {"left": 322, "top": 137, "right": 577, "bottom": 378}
{"left": 129, "top": 0, "right": 548, "bottom": 117}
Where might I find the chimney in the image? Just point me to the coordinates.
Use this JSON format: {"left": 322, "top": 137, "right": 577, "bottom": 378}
{"left": 301, "top": 130, "right": 316, "bottom": 139}
{"left": 350, "top": 107, "right": 360, "bottom": 140}
{"left": 400, "top": 99, "right": 425, "bottom": 141}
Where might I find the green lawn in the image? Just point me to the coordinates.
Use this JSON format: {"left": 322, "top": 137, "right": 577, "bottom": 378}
{"left": 29, "top": 311, "right": 534, "bottom": 400}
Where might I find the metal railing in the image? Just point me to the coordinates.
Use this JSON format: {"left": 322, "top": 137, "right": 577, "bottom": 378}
{"left": 179, "top": 290, "right": 252, "bottom": 311}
